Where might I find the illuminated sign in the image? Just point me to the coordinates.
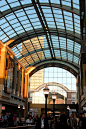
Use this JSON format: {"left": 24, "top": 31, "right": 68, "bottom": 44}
{"left": 2, "top": 106, "right": 5, "bottom": 110}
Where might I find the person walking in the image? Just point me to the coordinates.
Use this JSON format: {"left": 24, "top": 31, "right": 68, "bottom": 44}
{"left": 58, "top": 114, "right": 72, "bottom": 129}
{"left": 35, "top": 113, "right": 49, "bottom": 129}
{"left": 51, "top": 116, "right": 58, "bottom": 129}
{"left": 72, "top": 115, "right": 77, "bottom": 129}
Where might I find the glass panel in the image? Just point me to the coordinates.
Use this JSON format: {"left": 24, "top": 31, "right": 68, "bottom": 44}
{"left": 20, "top": 0, "right": 31, "bottom": 5}
{"left": 62, "top": 0, "right": 71, "bottom": 6}
{"left": 39, "top": 0, "right": 48, "bottom": 2}
{"left": 55, "top": 50, "right": 61, "bottom": 58}
{"left": 74, "top": 42, "right": 81, "bottom": 53}
{"left": 50, "top": 0, "right": 60, "bottom": 4}
{"left": 51, "top": 36, "right": 59, "bottom": 48}
{"left": 6, "top": 13, "right": 16, "bottom": 21}
{"left": 73, "top": 56, "right": 79, "bottom": 64}
{"left": 0, "top": 0, "right": 7, "bottom": 7}
{"left": 68, "top": 53, "right": 73, "bottom": 61}
{"left": 73, "top": 0, "right": 79, "bottom": 9}
{"left": 61, "top": 51, "right": 67, "bottom": 59}
{"left": 0, "top": 5, "right": 10, "bottom": 12}
{"left": 67, "top": 39, "right": 73, "bottom": 51}
{"left": 59, "top": 37, "right": 66, "bottom": 49}
{"left": 10, "top": 2, "right": 20, "bottom": 8}
{"left": 64, "top": 11, "right": 73, "bottom": 31}
{"left": 74, "top": 14, "right": 80, "bottom": 34}
{"left": 1, "top": 22, "right": 9, "bottom": 29}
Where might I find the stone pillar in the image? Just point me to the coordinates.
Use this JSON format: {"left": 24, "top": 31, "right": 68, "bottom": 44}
{"left": 80, "top": 0, "right": 86, "bottom": 110}
{"left": 17, "top": 64, "right": 21, "bottom": 97}
{"left": 0, "top": 44, "right": 6, "bottom": 115}
{"left": 81, "top": 60, "right": 86, "bottom": 95}
{"left": 24, "top": 72, "right": 29, "bottom": 117}
{"left": 0, "top": 44, "right": 7, "bottom": 86}
{"left": 0, "top": 44, "right": 7, "bottom": 98}
{"left": 21, "top": 68, "right": 24, "bottom": 98}
{"left": 13, "top": 62, "right": 17, "bottom": 95}
{"left": 76, "top": 75, "right": 79, "bottom": 103}
{"left": 76, "top": 75, "right": 81, "bottom": 115}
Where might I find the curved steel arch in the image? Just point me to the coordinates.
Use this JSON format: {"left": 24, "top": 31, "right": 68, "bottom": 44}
{"left": 31, "top": 82, "right": 69, "bottom": 92}
{"left": 0, "top": 3, "right": 79, "bottom": 18}
{"left": 29, "top": 60, "right": 79, "bottom": 77}
{"left": 18, "top": 48, "right": 80, "bottom": 60}
{"left": 8, "top": 28, "right": 81, "bottom": 48}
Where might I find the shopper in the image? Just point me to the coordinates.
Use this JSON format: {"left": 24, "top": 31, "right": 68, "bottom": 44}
{"left": 51, "top": 116, "right": 58, "bottom": 129}
{"left": 26, "top": 115, "right": 33, "bottom": 125}
{"left": 58, "top": 114, "right": 72, "bottom": 129}
{"left": 35, "top": 113, "right": 49, "bottom": 129}
{"left": 72, "top": 115, "right": 77, "bottom": 129}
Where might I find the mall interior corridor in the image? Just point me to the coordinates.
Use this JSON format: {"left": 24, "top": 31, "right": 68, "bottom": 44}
{"left": 0, "top": 0, "right": 86, "bottom": 128}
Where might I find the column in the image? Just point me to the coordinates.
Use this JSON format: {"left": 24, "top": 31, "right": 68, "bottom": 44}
{"left": 0, "top": 44, "right": 7, "bottom": 92}
{"left": 82, "top": 64, "right": 86, "bottom": 96}
{"left": 13, "top": 61, "right": 17, "bottom": 94}
{"left": 76, "top": 75, "right": 80, "bottom": 115}
{"left": 0, "top": 44, "right": 7, "bottom": 115}
{"left": 76, "top": 75, "right": 79, "bottom": 103}
{"left": 24, "top": 72, "right": 29, "bottom": 117}
{"left": 80, "top": 0, "right": 86, "bottom": 109}
{"left": 21, "top": 68, "right": 24, "bottom": 98}
{"left": 17, "top": 64, "right": 21, "bottom": 97}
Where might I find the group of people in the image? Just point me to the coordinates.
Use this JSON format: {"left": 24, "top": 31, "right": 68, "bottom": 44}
{"left": 0, "top": 112, "right": 17, "bottom": 127}
{"left": 0, "top": 112, "right": 86, "bottom": 129}
{"left": 68, "top": 114, "right": 85, "bottom": 129}
{"left": 26, "top": 113, "right": 86, "bottom": 129}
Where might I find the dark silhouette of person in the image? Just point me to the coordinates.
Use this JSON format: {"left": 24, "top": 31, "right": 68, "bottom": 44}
{"left": 7, "top": 114, "right": 14, "bottom": 127}
{"left": 51, "top": 116, "right": 58, "bottom": 129}
{"left": 35, "top": 113, "right": 49, "bottom": 129}
{"left": 82, "top": 117, "right": 86, "bottom": 129}
{"left": 58, "top": 114, "right": 72, "bottom": 129}
{"left": 34, "top": 115, "right": 38, "bottom": 125}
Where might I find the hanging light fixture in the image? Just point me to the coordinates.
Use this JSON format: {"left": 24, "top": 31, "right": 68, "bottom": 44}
{"left": 22, "top": 106, "right": 25, "bottom": 109}
{"left": 18, "top": 105, "right": 20, "bottom": 108}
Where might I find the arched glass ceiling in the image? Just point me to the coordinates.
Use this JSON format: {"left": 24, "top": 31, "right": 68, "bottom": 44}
{"left": 0, "top": 0, "right": 81, "bottom": 72}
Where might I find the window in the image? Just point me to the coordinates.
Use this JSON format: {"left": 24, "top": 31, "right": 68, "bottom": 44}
{"left": 71, "top": 93, "right": 76, "bottom": 100}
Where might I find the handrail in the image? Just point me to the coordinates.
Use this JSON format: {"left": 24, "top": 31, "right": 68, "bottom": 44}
{"left": 0, "top": 124, "right": 36, "bottom": 129}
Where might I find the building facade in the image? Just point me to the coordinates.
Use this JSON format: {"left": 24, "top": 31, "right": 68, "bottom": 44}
{"left": 67, "top": 91, "right": 76, "bottom": 104}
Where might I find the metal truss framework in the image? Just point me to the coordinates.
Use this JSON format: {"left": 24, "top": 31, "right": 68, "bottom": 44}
{"left": 0, "top": 0, "right": 81, "bottom": 76}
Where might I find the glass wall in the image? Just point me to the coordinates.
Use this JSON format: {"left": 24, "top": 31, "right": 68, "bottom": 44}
{"left": 30, "top": 67, "right": 76, "bottom": 104}
{"left": 43, "top": 67, "right": 76, "bottom": 90}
